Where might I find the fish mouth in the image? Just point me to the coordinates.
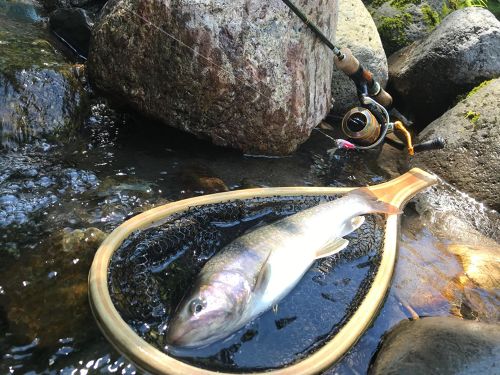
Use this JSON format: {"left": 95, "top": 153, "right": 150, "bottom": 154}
{"left": 166, "top": 326, "right": 216, "bottom": 348}
{"left": 166, "top": 328, "right": 190, "bottom": 347}
{"left": 166, "top": 314, "right": 232, "bottom": 348}
{"left": 166, "top": 319, "right": 212, "bottom": 348}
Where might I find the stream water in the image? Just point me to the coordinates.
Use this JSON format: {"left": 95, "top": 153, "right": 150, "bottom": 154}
{"left": 1, "top": 2, "right": 499, "bottom": 374}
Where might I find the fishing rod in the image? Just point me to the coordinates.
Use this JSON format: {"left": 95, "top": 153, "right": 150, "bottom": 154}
{"left": 282, "top": 0, "right": 445, "bottom": 155}
{"left": 282, "top": 0, "right": 344, "bottom": 59}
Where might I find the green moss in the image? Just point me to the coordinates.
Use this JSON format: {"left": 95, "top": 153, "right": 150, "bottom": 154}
{"left": 465, "top": 110, "right": 480, "bottom": 125}
{"left": 446, "top": 0, "right": 487, "bottom": 10}
{"left": 390, "top": 0, "right": 422, "bottom": 9}
{"left": 0, "top": 14, "right": 66, "bottom": 77}
{"left": 371, "top": 0, "right": 421, "bottom": 8}
{"left": 442, "top": 2, "right": 452, "bottom": 16}
{"left": 421, "top": 4, "right": 441, "bottom": 28}
{"left": 466, "top": 79, "right": 494, "bottom": 98}
{"left": 378, "top": 13, "right": 413, "bottom": 54}
{"left": 486, "top": 0, "right": 500, "bottom": 18}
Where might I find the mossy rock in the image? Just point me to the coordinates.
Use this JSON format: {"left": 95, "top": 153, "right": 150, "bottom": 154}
{"left": 0, "top": 9, "right": 88, "bottom": 149}
{"left": 366, "top": 0, "right": 444, "bottom": 54}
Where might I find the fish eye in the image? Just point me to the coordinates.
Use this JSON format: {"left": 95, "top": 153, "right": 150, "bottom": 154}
{"left": 190, "top": 298, "right": 206, "bottom": 315}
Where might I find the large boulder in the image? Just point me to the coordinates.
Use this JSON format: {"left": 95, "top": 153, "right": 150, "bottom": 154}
{"left": 0, "top": 3, "right": 88, "bottom": 149}
{"left": 410, "top": 78, "right": 500, "bottom": 211}
{"left": 388, "top": 7, "right": 500, "bottom": 125}
{"left": 330, "top": 0, "right": 387, "bottom": 115}
{"left": 370, "top": 317, "right": 500, "bottom": 375}
{"left": 88, "top": 0, "right": 339, "bottom": 155}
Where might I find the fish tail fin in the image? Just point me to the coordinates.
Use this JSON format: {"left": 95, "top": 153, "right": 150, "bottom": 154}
{"left": 352, "top": 187, "right": 402, "bottom": 215}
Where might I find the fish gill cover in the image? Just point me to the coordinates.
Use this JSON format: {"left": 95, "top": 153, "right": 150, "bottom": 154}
{"left": 108, "top": 195, "right": 385, "bottom": 371}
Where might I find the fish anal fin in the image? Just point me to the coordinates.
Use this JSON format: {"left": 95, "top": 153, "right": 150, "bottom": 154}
{"left": 350, "top": 216, "right": 365, "bottom": 231}
{"left": 339, "top": 216, "right": 365, "bottom": 237}
{"left": 315, "top": 238, "right": 349, "bottom": 259}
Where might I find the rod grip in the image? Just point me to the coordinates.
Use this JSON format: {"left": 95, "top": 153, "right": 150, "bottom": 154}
{"left": 334, "top": 47, "right": 360, "bottom": 76}
{"left": 372, "top": 87, "right": 393, "bottom": 108}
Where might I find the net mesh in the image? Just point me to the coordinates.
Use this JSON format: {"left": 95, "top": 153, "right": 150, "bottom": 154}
{"left": 108, "top": 195, "right": 385, "bottom": 371}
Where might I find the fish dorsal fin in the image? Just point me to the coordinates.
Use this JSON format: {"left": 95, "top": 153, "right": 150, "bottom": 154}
{"left": 339, "top": 216, "right": 365, "bottom": 237}
{"left": 315, "top": 238, "right": 349, "bottom": 259}
{"left": 253, "top": 254, "right": 272, "bottom": 293}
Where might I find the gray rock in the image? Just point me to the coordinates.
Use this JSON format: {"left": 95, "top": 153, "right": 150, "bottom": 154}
{"left": 410, "top": 78, "right": 500, "bottom": 211}
{"left": 388, "top": 8, "right": 500, "bottom": 125}
{"left": 330, "top": 0, "right": 388, "bottom": 115}
{"left": 88, "top": 0, "right": 339, "bottom": 155}
{"left": 49, "top": 7, "right": 94, "bottom": 56}
{"left": 370, "top": 317, "right": 500, "bottom": 374}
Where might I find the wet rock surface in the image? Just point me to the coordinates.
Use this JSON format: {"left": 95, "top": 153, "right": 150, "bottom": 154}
{"left": 388, "top": 8, "right": 500, "bottom": 125}
{"left": 410, "top": 78, "right": 500, "bottom": 211}
{"left": 330, "top": 0, "right": 388, "bottom": 115}
{"left": 0, "top": 3, "right": 88, "bottom": 149}
{"left": 370, "top": 317, "right": 500, "bottom": 375}
{"left": 88, "top": 0, "right": 338, "bottom": 155}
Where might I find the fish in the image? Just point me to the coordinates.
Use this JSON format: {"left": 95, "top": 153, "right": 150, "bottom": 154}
{"left": 166, "top": 188, "right": 399, "bottom": 348}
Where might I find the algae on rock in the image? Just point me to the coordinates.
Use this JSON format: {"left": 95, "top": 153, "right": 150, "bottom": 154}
{"left": 0, "top": 7, "right": 88, "bottom": 149}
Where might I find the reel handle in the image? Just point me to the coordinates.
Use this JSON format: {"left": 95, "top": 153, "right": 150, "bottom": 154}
{"left": 413, "top": 138, "right": 446, "bottom": 153}
{"left": 334, "top": 48, "right": 393, "bottom": 108}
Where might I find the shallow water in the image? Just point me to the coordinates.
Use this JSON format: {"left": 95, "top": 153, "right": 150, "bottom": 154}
{"left": 1, "top": 103, "right": 498, "bottom": 374}
{"left": 1, "top": 3, "right": 499, "bottom": 374}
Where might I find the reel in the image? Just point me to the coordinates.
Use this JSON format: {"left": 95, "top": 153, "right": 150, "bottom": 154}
{"left": 337, "top": 99, "right": 445, "bottom": 156}
{"left": 341, "top": 107, "right": 380, "bottom": 146}
{"left": 331, "top": 48, "right": 445, "bottom": 156}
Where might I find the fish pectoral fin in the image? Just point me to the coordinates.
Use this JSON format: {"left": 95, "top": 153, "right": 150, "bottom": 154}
{"left": 339, "top": 216, "right": 366, "bottom": 237}
{"left": 315, "top": 238, "right": 349, "bottom": 259}
{"left": 253, "top": 262, "right": 271, "bottom": 294}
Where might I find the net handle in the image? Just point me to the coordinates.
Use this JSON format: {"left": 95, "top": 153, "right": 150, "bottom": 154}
{"left": 88, "top": 168, "right": 437, "bottom": 375}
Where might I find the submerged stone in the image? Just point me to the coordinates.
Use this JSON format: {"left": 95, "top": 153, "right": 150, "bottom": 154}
{"left": 2, "top": 227, "right": 106, "bottom": 347}
{"left": 88, "top": 0, "right": 339, "bottom": 155}
{"left": 370, "top": 317, "right": 500, "bottom": 375}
